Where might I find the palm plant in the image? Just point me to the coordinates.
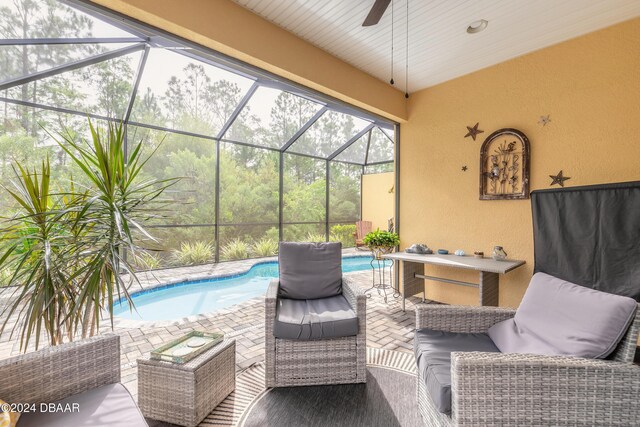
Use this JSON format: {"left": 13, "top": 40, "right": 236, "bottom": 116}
{"left": 0, "top": 160, "right": 74, "bottom": 349}
{"left": 0, "top": 120, "right": 175, "bottom": 350}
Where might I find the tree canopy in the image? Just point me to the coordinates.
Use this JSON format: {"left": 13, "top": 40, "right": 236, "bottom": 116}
{"left": 0, "top": 0, "right": 394, "bottom": 269}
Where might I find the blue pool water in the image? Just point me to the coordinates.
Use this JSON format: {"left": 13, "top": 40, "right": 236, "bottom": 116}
{"left": 114, "top": 256, "right": 390, "bottom": 321}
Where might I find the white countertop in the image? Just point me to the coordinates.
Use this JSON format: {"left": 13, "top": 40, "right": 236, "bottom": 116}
{"left": 382, "top": 252, "right": 525, "bottom": 274}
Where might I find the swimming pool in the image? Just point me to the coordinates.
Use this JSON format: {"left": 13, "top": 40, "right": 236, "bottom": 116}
{"left": 114, "top": 256, "right": 389, "bottom": 321}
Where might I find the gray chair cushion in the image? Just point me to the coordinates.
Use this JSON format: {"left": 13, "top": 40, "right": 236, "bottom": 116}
{"left": 414, "top": 329, "right": 500, "bottom": 415}
{"left": 18, "top": 383, "right": 148, "bottom": 427}
{"left": 488, "top": 272, "right": 638, "bottom": 358}
{"left": 274, "top": 294, "right": 358, "bottom": 340}
{"left": 278, "top": 241, "right": 343, "bottom": 300}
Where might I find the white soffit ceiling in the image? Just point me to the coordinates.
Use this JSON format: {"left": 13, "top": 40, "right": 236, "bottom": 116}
{"left": 230, "top": 0, "right": 640, "bottom": 92}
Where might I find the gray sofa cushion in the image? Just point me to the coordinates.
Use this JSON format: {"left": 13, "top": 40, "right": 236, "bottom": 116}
{"left": 414, "top": 329, "right": 500, "bottom": 415}
{"left": 274, "top": 294, "right": 358, "bottom": 340}
{"left": 18, "top": 383, "right": 148, "bottom": 427}
{"left": 278, "top": 241, "right": 343, "bottom": 300}
{"left": 489, "top": 272, "right": 638, "bottom": 358}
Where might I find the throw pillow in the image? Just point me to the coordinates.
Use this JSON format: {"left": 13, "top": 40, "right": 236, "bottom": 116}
{"left": 278, "top": 241, "right": 342, "bottom": 300}
{"left": 488, "top": 272, "right": 637, "bottom": 358}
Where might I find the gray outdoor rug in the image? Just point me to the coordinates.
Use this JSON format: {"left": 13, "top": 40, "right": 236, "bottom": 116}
{"left": 239, "top": 365, "right": 421, "bottom": 427}
{"left": 147, "top": 348, "right": 419, "bottom": 427}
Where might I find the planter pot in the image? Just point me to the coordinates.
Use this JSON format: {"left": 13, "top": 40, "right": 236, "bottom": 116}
{"left": 369, "top": 246, "right": 394, "bottom": 260}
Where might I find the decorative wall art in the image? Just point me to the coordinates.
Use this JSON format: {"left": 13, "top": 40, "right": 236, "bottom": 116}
{"left": 538, "top": 115, "right": 551, "bottom": 126}
{"left": 464, "top": 122, "right": 484, "bottom": 141}
{"left": 479, "top": 128, "right": 530, "bottom": 200}
{"left": 549, "top": 170, "right": 571, "bottom": 187}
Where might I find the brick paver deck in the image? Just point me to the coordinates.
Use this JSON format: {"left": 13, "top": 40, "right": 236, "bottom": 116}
{"left": 0, "top": 255, "right": 426, "bottom": 399}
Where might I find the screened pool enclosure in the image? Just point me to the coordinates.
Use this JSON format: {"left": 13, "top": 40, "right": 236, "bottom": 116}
{"left": 0, "top": 0, "right": 396, "bottom": 269}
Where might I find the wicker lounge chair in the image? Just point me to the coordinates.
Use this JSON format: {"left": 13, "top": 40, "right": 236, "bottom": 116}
{"left": 265, "top": 242, "right": 366, "bottom": 387}
{"left": 414, "top": 303, "right": 640, "bottom": 426}
{"left": 0, "top": 335, "right": 148, "bottom": 426}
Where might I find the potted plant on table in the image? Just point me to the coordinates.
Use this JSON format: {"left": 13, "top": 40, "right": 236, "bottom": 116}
{"left": 363, "top": 228, "right": 400, "bottom": 260}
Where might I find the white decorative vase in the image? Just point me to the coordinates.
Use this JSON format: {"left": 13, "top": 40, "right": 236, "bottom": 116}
{"left": 492, "top": 246, "right": 507, "bottom": 261}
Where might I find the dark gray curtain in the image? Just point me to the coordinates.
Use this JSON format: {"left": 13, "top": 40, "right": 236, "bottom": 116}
{"left": 531, "top": 181, "right": 640, "bottom": 301}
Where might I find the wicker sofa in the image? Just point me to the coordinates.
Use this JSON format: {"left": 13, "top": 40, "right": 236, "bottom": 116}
{"left": 0, "top": 335, "right": 147, "bottom": 426}
{"left": 415, "top": 304, "right": 640, "bottom": 427}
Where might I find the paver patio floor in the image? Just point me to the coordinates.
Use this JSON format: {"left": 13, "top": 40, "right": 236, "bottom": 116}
{"left": 0, "top": 257, "right": 427, "bottom": 399}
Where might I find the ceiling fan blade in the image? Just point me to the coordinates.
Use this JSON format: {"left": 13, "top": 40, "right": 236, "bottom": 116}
{"left": 362, "top": 0, "right": 391, "bottom": 27}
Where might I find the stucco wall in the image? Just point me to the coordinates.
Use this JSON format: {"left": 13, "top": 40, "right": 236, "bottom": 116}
{"left": 362, "top": 172, "right": 395, "bottom": 232}
{"left": 400, "top": 18, "right": 640, "bottom": 307}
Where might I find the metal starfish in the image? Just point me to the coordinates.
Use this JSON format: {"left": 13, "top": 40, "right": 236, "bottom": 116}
{"left": 464, "top": 123, "right": 484, "bottom": 141}
{"left": 461, "top": 166, "right": 468, "bottom": 172}
{"left": 549, "top": 170, "right": 571, "bottom": 187}
{"left": 538, "top": 115, "right": 551, "bottom": 126}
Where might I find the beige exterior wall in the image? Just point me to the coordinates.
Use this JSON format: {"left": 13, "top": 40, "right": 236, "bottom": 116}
{"left": 362, "top": 172, "right": 395, "bottom": 232}
{"left": 400, "top": 18, "right": 640, "bottom": 308}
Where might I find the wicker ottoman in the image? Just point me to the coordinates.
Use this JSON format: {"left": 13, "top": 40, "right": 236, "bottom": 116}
{"left": 137, "top": 339, "right": 235, "bottom": 427}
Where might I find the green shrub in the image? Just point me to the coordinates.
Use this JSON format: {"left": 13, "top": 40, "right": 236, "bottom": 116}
{"left": 265, "top": 227, "right": 279, "bottom": 242}
{"left": 363, "top": 228, "right": 399, "bottom": 248}
{"left": 221, "top": 238, "right": 250, "bottom": 261}
{"left": 133, "top": 251, "right": 162, "bottom": 270}
{"left": 305, "top": 232, "right": 326, "bottom": 243}
{"left": 330, "top": 224, "right": 356, "bottom": 247}
{"left": 252, "top": 238, "right": 278, "bottom": 257}
{"left": 173, "top": 241, "right": 215, "bottom": 265}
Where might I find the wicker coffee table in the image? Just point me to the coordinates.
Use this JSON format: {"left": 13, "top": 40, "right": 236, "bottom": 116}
{"left": 138, "top": 338, "right": 236, "bottom": 427}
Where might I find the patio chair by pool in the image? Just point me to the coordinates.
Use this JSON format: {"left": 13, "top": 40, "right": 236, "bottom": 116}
{"left": 413, "top": 273, "right": 640, "bottom": 426}
{"left": 354, "top": 220, "right": 372, "bottom": 248}
{"left": 0, "top": 335, "right": 148, "bottom": 427}
{"left": 265, "top": 241, "right": 366, "bottom": 387}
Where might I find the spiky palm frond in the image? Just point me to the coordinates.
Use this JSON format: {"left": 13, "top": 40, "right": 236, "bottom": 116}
{"left": 0, "top": 120, "right": 177, "bottom": 350}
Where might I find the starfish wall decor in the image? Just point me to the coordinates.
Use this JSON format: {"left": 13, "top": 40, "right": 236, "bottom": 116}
{"left": 461, "top": 166, "right": 468, "bottom": 172}
{"left": 464, "top": 123, "right": 484, "bottom": 141}
{"left": 549, "top": 170, "right": 571, "bottom": 187}
{"left": 538, "top": 115, "right": 551, "bottom": 126}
